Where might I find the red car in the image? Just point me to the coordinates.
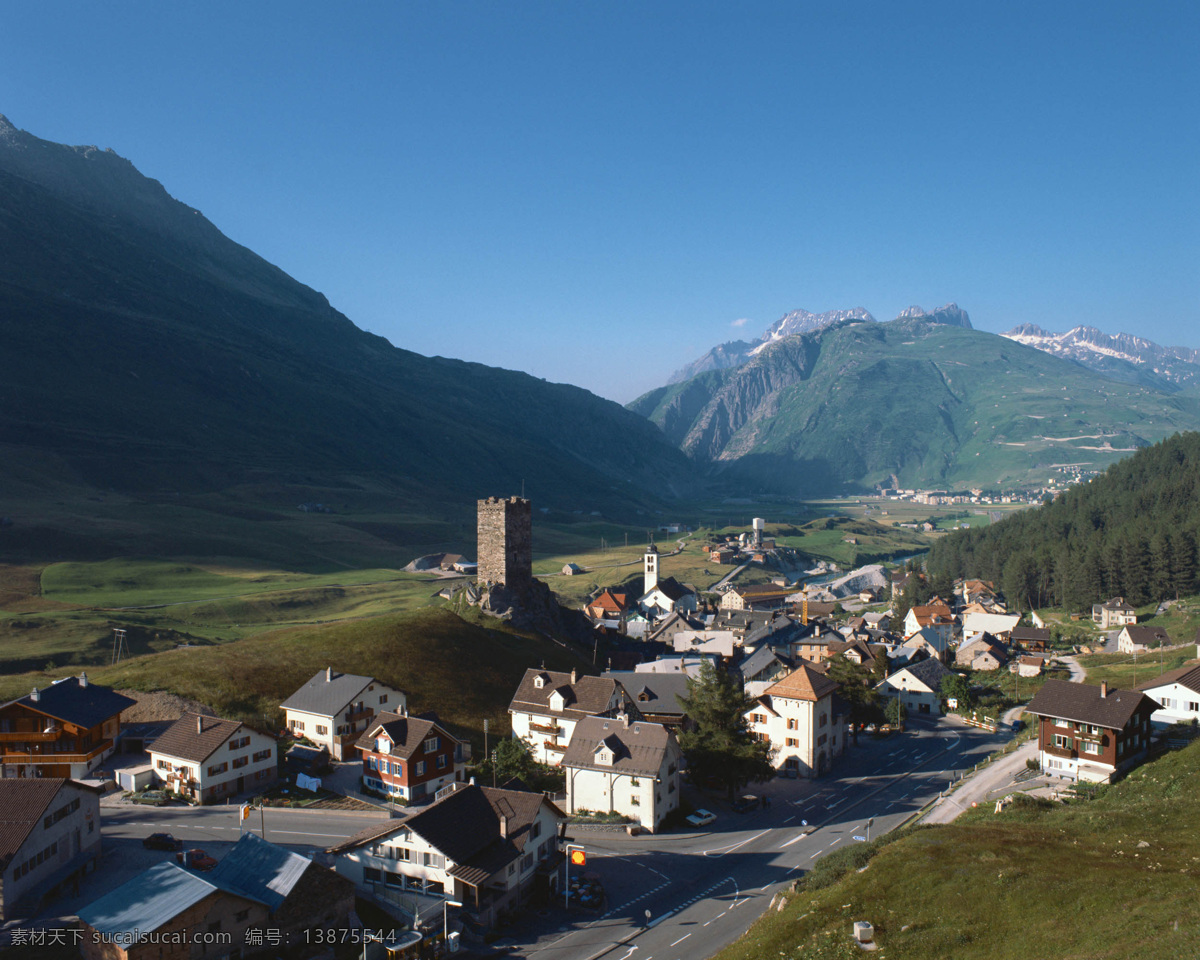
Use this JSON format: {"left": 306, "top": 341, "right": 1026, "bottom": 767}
{"left": 176, "top": 848, "right": 218, "bottom": 871}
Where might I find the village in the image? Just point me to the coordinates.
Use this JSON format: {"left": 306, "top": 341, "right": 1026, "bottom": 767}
{"left": 1, "top": 496, "right": 1196, "bottom": 960}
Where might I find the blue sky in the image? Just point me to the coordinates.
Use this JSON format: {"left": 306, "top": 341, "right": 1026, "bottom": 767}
{"left": 3, "top": 1, "right": 1196, "bottom": 401}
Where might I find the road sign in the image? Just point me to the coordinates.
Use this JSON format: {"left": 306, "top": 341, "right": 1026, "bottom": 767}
{"left": 853, "top": 835, "right": 867, "bottom": 842}
{"left": 569, "top": 848, "right": 587, "bottom": 867}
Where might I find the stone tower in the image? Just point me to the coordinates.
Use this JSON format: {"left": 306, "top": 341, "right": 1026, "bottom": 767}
{"left": 477, "top": 496, "right": 533, "bottom": 592}
{"left": 644, "top": 542, "right": 659, "bottom": 594}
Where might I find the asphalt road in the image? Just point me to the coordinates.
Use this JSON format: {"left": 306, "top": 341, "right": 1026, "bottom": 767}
{"left": 507, "top": 715, "right": 1012, "bottom": 960}
{"left": 65, "top": 718, "right": 1012, "bottom": 960}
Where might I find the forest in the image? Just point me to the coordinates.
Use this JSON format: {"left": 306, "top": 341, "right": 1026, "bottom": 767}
{"left": 926, "top": 432, "right": 1200, "bottom": 613}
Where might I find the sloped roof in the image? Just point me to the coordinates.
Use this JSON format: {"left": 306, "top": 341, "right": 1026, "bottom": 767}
{"left": 560, "top": 716, "right": 678, "bottom": 777}
{"left": 327, "top": 784, "right": 563, "bottom": 886}
{"left": 645, "top": 576, "right": 694, "bottom": 603}
{"left": 151, "top": 713, "right": 256, "bottom": 764}
{"left": 5, "top": 676, "right": 136, "bottom": 729}
{"left": 509, "top": 669, "right": 618, "bottom": 721}
{"left": 1137, "top": 663, "right": 1200, "bottom": 696}
{"left": 0, "top": 779, "right": 68, "bottom": 871}
{"left": 355, "top": 712, "right": 458, "bottom": 756}
{"left": 887, "top": 657, "right": 952, "bottom": 692}
{"left": 208, "top": 833, "right": 311, "bottom": 912}
{"left": 78, "top": 861, "right": 261, "bottom": 937}
{"left": 736, "top": 645, "right": 792, "bottom": 681}
{"left": 280, "top": 669, "right": 377, "bottom": 717}
{"left": 1011, "top": 626, "right": 1051, "bottom": 644}
{"left": 1121, "top": 625, "right": 1170, "bottom": 645}
{"left": 764, "top": 664, "right": 839, "bottom": 702}
{"left": 604, "top": 672, "right": 691, "bottom": 718}
{"left": 1027, "top": 679, "right": 1157, "bottom": 728}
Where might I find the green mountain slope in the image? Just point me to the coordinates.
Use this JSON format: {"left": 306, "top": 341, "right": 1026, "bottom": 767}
{"left": 629, "top": 318, "right": 1200, "bottom": 494}
{"left": 0, "top": 116, "right": 696, "bottom": 559}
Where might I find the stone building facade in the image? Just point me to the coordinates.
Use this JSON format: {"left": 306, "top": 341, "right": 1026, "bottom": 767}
{"left": 477, "top": 496, "right": 532, "bottom": 592}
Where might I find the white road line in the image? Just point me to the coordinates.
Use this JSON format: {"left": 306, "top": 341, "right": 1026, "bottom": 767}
{"left": 783, "top": 816, "right": 795, "bottom": 824}
{"left": 703, "top": 830, "right": 768, "bottom": 857}
{"left": 813, "top": 849, "right": 824, "bottom": 856}
{"left": 267, "top": 831, "right": 351, "bottom": 838}
{"left": 780, "top": 832, "right": 807, "bottom": 848}
{"left": 702, "top": 919, "right": 714, "bottom": 927}
{"left": 830, "top": 837, "right": 842, "bottom": 846}
{"left": 670, "top": 935, "right": 690, "bottom": 947}
{"left": 759, "top": 882, "right": 772, "bottom": 891}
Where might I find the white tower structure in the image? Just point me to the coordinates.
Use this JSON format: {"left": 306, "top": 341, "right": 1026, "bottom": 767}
{"left": 644, "top": 542, "right": 659, "bottom": 594}
{"left": 752, "top": 517, "right": 765, "bottom": 547}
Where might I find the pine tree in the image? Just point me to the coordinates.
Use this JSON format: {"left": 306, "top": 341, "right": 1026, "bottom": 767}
{"left": 677, "top": 659, "right": 775, "bottom": 798}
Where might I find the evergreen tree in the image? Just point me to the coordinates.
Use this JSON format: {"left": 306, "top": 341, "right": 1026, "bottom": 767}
{"left": 677, "top": 659, "right": 775, "bottom": 798}
{"left": 824, "top": 656, "right": 884, "bottom": 743}
{"left": 884, "top": 697, "right": 907, "bottom": 728}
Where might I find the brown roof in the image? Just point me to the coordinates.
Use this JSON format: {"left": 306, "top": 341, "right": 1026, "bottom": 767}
{"left": 508, "top": 669, "right": 619, "bottom": 721}
{"left": 1026, "top": 679, "right": 1158, "bottom": 730}
{"left": 1137, "top": 662, "right": 1200, "bottom": 695}
{"left": 1010, "top": 627, "right": 1051, "bottom": 644}
{"left": 911, "top": 603, "right": 953, "bottom": 619}
{"left": 0, "top": 779, "right": 69, "bottom": 871}
{"left": 151, "top": 713, "right": 268, "bottom": 764}
{"left": 354, "top": 712, "right": 459, "bottom": 757}
{"left": 327, "top": 784, "right": 564, "bottom": 886}
{"left": 560, "top": 716, "right": 679, "bottom": 777}
{"left": 764, "top": 664, "right": 839, "bottom": 702}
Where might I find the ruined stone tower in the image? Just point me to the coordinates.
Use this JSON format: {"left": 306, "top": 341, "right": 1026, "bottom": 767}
{"left": 476, "top": 496, "right": 532, "bottom": 592}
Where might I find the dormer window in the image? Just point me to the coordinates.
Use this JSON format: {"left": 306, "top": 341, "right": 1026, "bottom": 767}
{"left": 549, "top": 691, "right": 566, "bottom": 712}
{"left": 377, "top": 738, "right": 391, "bottom": 755}
{"left": 595, "top": 746, "right": 613, "bottom": 765}
{"left": 534, "top": 675, "right": 545, "bottom": 689}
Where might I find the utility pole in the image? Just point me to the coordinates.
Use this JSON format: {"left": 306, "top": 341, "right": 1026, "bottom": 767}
{"left": 483, "top": 719, "right": 488, "bottom": 784}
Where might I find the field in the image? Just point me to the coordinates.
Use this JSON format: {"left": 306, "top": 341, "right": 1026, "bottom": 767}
{"left": 717, "top": 741, "right": 1200, "bottom": 960}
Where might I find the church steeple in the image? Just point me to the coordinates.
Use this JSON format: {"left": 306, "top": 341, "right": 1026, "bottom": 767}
{"left": 644, "top": 541, "right": 659, "bottom": 594}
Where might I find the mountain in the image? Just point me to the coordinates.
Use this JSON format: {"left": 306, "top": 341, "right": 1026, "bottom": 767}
{"left": 667, "top": 303, "right": 971, "bottom": 384}
{"left": 629, "top": 316, "right": 1200, "bottom": 495}
{"left": 1003, "top": 324, "right": 1200, "bottom": 391}
{"left": 0, "top": 115, "right": 696, "bottom": 559}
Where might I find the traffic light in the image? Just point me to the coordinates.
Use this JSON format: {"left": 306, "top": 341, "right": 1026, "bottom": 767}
{"left": 569, "top": 848, "right": 586, "bottom": 867}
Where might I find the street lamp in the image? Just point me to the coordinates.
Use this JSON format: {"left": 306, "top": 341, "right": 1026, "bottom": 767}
{"left": 443, "top": 899, "right": 463, "bottom": 942}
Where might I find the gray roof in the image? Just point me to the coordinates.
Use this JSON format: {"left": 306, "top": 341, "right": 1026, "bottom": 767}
{"left": 8, "top": 676, "right": 136, "bottom": 729}
{"left": 605, "top": 672, "right": 691, "bottom": 718}
{"left": 78, "top": 862, "right": 260, "bottom": 937}
{"left": 561, "top": 716, "right": 678, "bottom": 777}
{"left": 208, "top": 833, "right": 310, "bottom": 912}
{"left": 0, "top": 779, "right": 68, "bottom": 872}
{"left": 736, "top": 645, "right": 791, "bottom": 681}
{"left": 1138, "top": 663, "right": 1200, "bottom": 696}
{"left": 280, "top": 669, "right": 377, "bottom": 717}
{"left": 887, "top": 657, "right": 952, "bottom": 691}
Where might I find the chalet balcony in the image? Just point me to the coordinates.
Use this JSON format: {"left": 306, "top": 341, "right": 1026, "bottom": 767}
{"left": 544, "top": 741, "right": 568, "bottom": 754}
{"left": 0, "top": 739, "right": 112, "bottom": 762}
{"left": 345, "top": 708, "right": 375, "bottom": 724}
{"left": 529, "top": 722, "right": 561, "bottom": 736}
{"left": 1043, "top": 743, "right": 1076, "bottom": 760}
{"left": 0, "top": 730, "right": 61, "bottom": 742}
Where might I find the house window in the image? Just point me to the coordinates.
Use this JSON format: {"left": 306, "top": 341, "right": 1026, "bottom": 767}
{"left": 1190, "top": 702, "right": 1200, "bottom": 713}
{"left": 1054, "top": 734, "right": 1071, "bottom": 749}
{"left": 316, "top": 725, "right": 329, "bottom": 736}
{"left": 1082, "top": 741, "right": 1101, "bottom": 755}
{"left": 531, "top": 821, "right": 542, "bottom": 839}
{"left": 631, "top": 795, "right": 640, "bottom": 806}
{"left": 786, "top": 738, "right": 799, "bottom": 747}
{"left": 817, "top": 734, "right": 827, "bottom": 746}
{"left": 252, "top": 749, "right": 271, "bottom": 762}
{"left": 424, "top": 737, "right": 439, "bottom": 752}
{"left": 364, "top": 867, "right": 382, "bottom": 883}
{"left": 522, "top": 853, "right": 534, "bottom": 871}
{"left": 819, "top": 714, "right": 827, "bottom": 728}
{"left": 233, "top": 756, "right": 248, "bottom": 769}
{"left": 630, "top": 777, "right": 640, "bottom": 787}
{"left": 415, "top": 761, "right": 426, "bottom": 776}
{"left": 786, "top": 718, "right": 797, "bottom": 730}
{"left": 1088, "top": 725, "right": 1101, "bottom": 735}
{"left": 380, "top": 695, "right": 388, "bottom": 705}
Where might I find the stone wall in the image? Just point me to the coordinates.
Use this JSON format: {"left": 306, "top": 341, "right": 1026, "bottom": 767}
{"left": 477, "top": 497, "right": 532, "bottom": 592}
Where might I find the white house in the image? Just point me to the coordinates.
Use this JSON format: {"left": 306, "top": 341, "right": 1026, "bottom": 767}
{"left": 280, "top": 668, "right": 406, "bottom": 761}
{"left": 1137, "top": 663, "right": 1200, "bottom": 727}
{"left": 327, "top": 782, "right": 565, "bottom": 929}
{"left": 1093, "top": 597, "right": 1137, "bottom": 629}
{"left": 508, "top": 669, "right": 624, "bottom": 765}
{"left": 1117, "top": 625, "right": 1170, "bottom": 654}
{"left": 876, "top": 658, "right": 952, "bottom": 716}
{"left": 903, "top": 604, "right": 954, "bottom": 645}
{"left": 149, "top": 714, "right": 277, "bottom": 803}
{"left": 561, "top": 715, "right": 682, "bottom": 832}
{"left": 745, "top": 664, "right": 845, "bottom": 778}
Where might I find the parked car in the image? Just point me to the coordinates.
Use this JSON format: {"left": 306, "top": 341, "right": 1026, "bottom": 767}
{"left": 176, "top": 848, "right": 218, "bottom": 871}
{"left": 731, "top": 794, "right": 760, "bottom": 814}
{"left": 686, "top": 808, "right": 717, "bottom": 827}
{"left": 142, "top": 832, "right": 183, "bottom": 851}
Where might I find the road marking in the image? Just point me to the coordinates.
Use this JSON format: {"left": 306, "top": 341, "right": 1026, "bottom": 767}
{"left": 759, "top": 882, "right": 773, "bottom": 891}
{"left": 849, "top": 824, "right": 861, "bottom": 832}
{"left": 783, "top": 816, "right": 795, "bottom": 824}
{"left": 830, "top": 837, "right": 842, "bottom": 846}
{"left": 618, "top": 948, "right": 638, "bottom": 960}
{"left": 702, "top": 919, "right": 715, "bottom": 927}
{"left": 813, "top": 849, "right": 824, "bottom": 856}
{"left": 826, "top": 798, "right": 843, "bottom": 809}
{"left": 780, "top": 832, "right": 807, "bottom": 848}
{"left": 703, "top": 830, "right": 768, "bottom": 857}
{"left": 268, "top": 831, "right": 352, "bottom": 838}
{"left": 670, "top": 935, "right": 690, "bottom": 947}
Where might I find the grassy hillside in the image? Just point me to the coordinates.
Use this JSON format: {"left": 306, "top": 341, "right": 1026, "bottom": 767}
{"left": 629, "top": 319, "right": 1200, "bottom": 495}
{"left": 720, "top": 742, "right": 1200, "bottom": 959}
{"left": 0, "top": 607, "right": 590, "bottom": 747}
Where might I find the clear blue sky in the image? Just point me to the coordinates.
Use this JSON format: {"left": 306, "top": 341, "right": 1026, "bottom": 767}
{"left": 4, "top": 1, "right": 1196, "bottom": 401}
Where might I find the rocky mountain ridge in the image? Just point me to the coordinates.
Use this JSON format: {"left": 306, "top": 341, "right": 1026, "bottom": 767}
{"left": 1003, "top": 323, "right": 1200, "bottom": 389}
